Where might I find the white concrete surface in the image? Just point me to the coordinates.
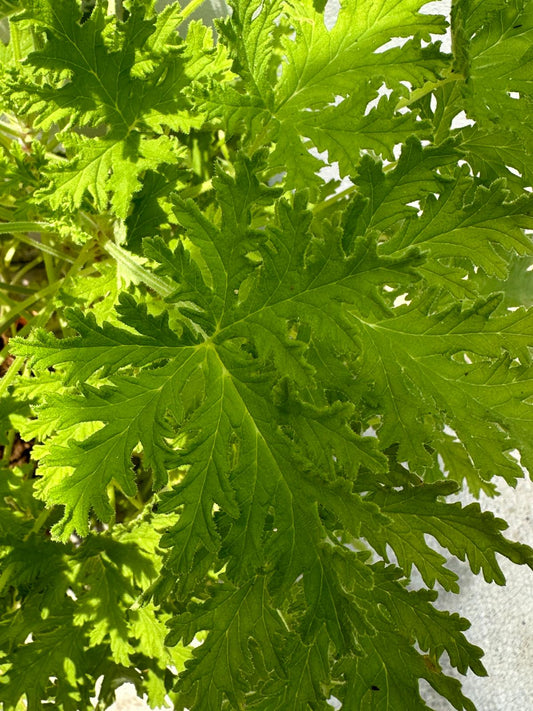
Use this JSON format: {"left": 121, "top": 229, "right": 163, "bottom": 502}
{"left": 422, "top": 478, "right": 533, "bottom": 711}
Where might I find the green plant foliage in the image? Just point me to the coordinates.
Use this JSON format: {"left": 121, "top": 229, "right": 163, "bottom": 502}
{"left": 0, "top": 0, "right": 532, "bottom": 709}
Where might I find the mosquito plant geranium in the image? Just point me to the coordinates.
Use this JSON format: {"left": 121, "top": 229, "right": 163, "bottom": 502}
{"left": 0, "top": 0, "right": 532, "bottom": 709}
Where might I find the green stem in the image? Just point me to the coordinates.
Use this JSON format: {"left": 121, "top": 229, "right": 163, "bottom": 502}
{"left": 0, "top": 282, "right": 58, "bottom": 334}
{"left": 180, "top": 178, "right": 213, "bottom": 200}
{"left": 30, "top": 26, "right": 44, "bottom": 52}
{"left": 107, "top": 0, "right": 123, "bottom": 20}
{"left": 9, "top": 20, "right": 21, "bottom": 62}
{"left": 0, "top": 283, "right": 59, "bottom": 340}
{"left": 11, "top": 256, "right": 44, "bottom": 285}
{"left": 23, "top": 506, "right": 54, "bottom": 542}
{"left": 40, "top": 234, "right": 58, "bottom": 285}
{"left": 1, "top": 429, "right": 16, "bottom": 464}
{"left": 0, "top": 222, "right": 76, "bottom": 263}
{"left": 311, "top": 185, "right": 358, "bottom": 215}
{"left": 216, "top": 132, "right": 231, "bottom": 162}
{"left": 103, "top": 240, "right": 174, "bottom": 298}
{"left": 0, "top": 238, "right": 98, "bottom": 395}
{"left": 0, "top": 120, "right": 26, "bottom": 146}
{"left": 0, "top": 291, "right": 25, "bottom": 310}
{"left": 0, "top": 206, "right": 15, "bottom": 221}
{"left": 0, "top": 281, "right": 37, "bottom": 295}
{"left": 180, "top": 0, "right": 209, "bottom": 22}
{"left": 0, "top": 299, "right": 34, "bottom": 327}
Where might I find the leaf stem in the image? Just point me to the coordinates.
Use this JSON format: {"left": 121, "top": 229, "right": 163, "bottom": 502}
{"left": 11, "top": 256, "right": 44, "bottom": 286}
{"left": 179, "top": 0, "right": 210, "bottom": 23}
{"left": 180, "top": 178, "right": 213, "bottom": 200}
{"left": 23, "top": 506, "right": 54, "bottom": 541}
{"left": 40, "top": 234, "right": 58, "bottom": 285}
{"left": 9, "top": 20, "right": 21, "bottom": 62}
{"left": 0, "top": 281, "right": 37, "bottom": 295}
{"left": 311, "top": 185, "right": 358, "bottom": 215}
{"left": 0, "top": 222, "right": 77, "bottom": 263}
{"left": 0, "top": 282, "right": 58, "bottom": 334}
{"left": 0, "top": 117, "right": 26, "bottom": 142}
{"left": 1, "top": 429, "right": 16, "bottom": 464}
{"left": 103, "top": 240, "right": 174, "bottom": 298}
{"left": 107, "top": 0, "right": 123, "bottom": 20}
{"left": 0, "top": 238, "right": 99, "bottom": 392}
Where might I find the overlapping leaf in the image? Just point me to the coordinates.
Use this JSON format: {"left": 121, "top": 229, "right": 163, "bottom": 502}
{"left": 383, "top": 169, "right": 533, "bottom": 279}
{"left": 443, "top": 0, "right": 533, "bottom": 188}
{"left": 12, "top": 156, "right": 389, "bottom": 558}
{"left": 7, "top": 0, "right": 232, "bottom": 215}
{"left": 0, "top": 520, "right": 178, "bottom": 710}
{"left": 211, "top": 0, "right": 449, "bottom": 192}
{"left": 350, "top": 296, "right": 533, "bottom": 479}
{"left": 361, "top": 481, "right": 533, "bottom": 590}
{"left": 11, "top": 149, "right": 533, "bottom": 710}
{"left": 3, "top": 1, "right": 533, "bottom": 709}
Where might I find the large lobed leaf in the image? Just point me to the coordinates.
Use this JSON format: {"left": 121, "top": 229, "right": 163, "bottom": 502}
{"left": 12, "top": 147, "right": 533, "bottom": 708}
{"left": 6, "top": 0, "right": 232, "bottom": 216}
{"left": 3, "top": 0, "right": 533, "bottom": 709}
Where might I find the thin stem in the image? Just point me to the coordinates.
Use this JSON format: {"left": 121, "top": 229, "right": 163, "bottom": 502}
{"left": 9, "top": 20, "right": 21, "bottom": 62}
{"left": 217, "top": 132, "right": 231, "bottom": 162}
{"left": 23, "top": 506, "right": 54, "bottom": 542}
{"left": 180, "top": 178, "right": 213, "bottom": 200}
{"left": 30, "top": 25, "right": 44, "bottom": 52}
{"left": 0, "top": 206, "right": 15, "bottom": 221}
{"left": 1, "top": 429, "right": 16, "bottom": 464}
{"left": 11, "top": 256, "right": 44, "bottom": 285}
{"left": 180, "top": 0, "right": 210, "bottom": 23}
{"left": 103, "top": 240, "right": 174, "bottom": 298}
{"left": 0, "top": 282, "right": 37, "bottom": 295}
{"left": 0, "top": 281, "right": 58, "bottom": 334}
{"left": 0, "top": 291, "right": 24, "bottom": 310}
{"left": 0, "top": 222, "right": 77, "bottom": 263}
{"left": 107, "top": 0, "right": 123, "bottom": 20}
{"left": 311, "top": 185, "right": 358, "bottom": 215}
{"left": 0, "top": 298, "right": 34, "bottom": 327}
{"left": 0, "top": 238, "right": 98, "bottom": 393}
{"left": 40, "top": 234, "right": 58, "bottom": 285}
